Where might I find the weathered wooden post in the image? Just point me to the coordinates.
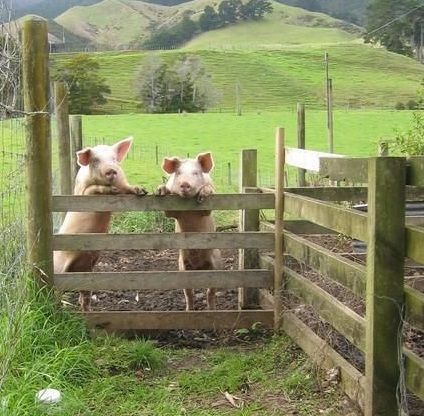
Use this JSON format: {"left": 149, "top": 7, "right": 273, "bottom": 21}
{"left": 297, "top": 103, "right": 306, "bottom": 187}
{"left": 365, "top": 157, "right": 405, "bottom": 415}
{"left": 238, "top": 149, "right": 259, "bottom": 309}
{"left": 22, "top": 17, "right": 53, "bottom": 285}
{"left": 54, "top": 81, "right": 72, "bottom": 195}
{"left": 227, "top": 162, "right": 232, "bottom": 186}
{"left": 274, "top": 128, "right": 285, "bottom": 330}
{"left": 378, "top": 142, "right": 389, "bottom": 157}
{"left": 70, "top": 114, "right": 82, "bottom": 184}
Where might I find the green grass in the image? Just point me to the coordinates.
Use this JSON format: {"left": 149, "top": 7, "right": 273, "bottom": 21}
{"left": 52, "top": 44, "right": 424, "bottom": 114}
{"left": 78, "top": 110, "right": 414, "bottom": 193}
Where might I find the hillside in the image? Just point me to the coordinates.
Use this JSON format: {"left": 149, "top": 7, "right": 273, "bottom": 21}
{"left": 14, "top": 0, "right": 102, "bottom": 19}
{"left": 51, "top": 43, "right": 424, "bottom": 113}
{"left": 278, "top": 0, "right": 368, "bottom": 25}
{"left": 54, "top": 0, "right": 361, "bottom": 48}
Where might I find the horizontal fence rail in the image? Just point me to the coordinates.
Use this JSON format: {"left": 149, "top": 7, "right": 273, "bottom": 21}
{"left": 54, "top": 269, "right": 273, "bottom": 291}
{"left": 285, "top": 192, "right": 368, "bottom": 241}
{"left": 285, "top": 148, "right": 424, "bottom": 185}
{"left": 82, "top": 310, "right": 274, "bottom": 330}
{"left": 52, "top": 193, "right": 275, "bottom": 212}
{"left": 53, "top": 232, "right": 274, "bottom": 251}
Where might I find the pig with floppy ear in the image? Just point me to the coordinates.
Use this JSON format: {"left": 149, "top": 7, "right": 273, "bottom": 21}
{"left": 158, "top": 152, "right": 215, "bottom": 203}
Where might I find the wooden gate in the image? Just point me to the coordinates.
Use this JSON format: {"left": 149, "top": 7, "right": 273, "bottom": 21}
{"left": 51, "top": 192, "right": 278, "bottom": 331}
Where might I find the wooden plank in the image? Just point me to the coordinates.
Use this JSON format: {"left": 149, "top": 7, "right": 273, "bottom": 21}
{"left": 282, "top": 312, "right": 366, "bottom": 411}
{"left": 54, "top": 81, "right": 72, "bottom": 196}
{"left": 297, "top": 103, "right": 306, "bottom": 187}
{"left": 52, "top": 193, "right": 275, "bottom": 212}
{"left": 22, "top": 17, "right": 53, "bottom": 286}
{"left": 285, "top": 266, "right": 366, "bottom": 351}
{"left": 365, "top": 157, "right": 406, "bottom": 416}
{"left": 285, "top": 192, "right": 368, "bottom": 241}
{"left": 404, "top": 286, "right": 424, "bottom": 331}
{"left": 274, "top": 128, "right": 285, "bottom": 330}
{"left": 261, "top": 220, "right": 337, "bottom": 235}
{"left": 70, "top": 115, "right": 82, "bottom": 185}
{"left": 254, "top": 185, "right": 424, "bottom": 201}
{"left": 52, "top": 232, "right": 274, "bottom": 251}
{"left": 407, "top": 157, "right": 424, "bottom": 186}
{"left": 404, "top": 348, "right": 424, "bottom": 400}
{"left": 406, "top": 225, "right": 424, "bottom": 264}
{"left": 319, "top": 157, "right": 367, "bottom": 182}
{"left": 284, "top": 232, "right": 365, "bottom": 297}
{"left": 285, "top": 147, "right": 344, "bottom": 171}
{"left": 54, "top": 269, "right": 272, "bottom": 291}
{"left": 82, "top": 310, "right": 274, "bottom": 330}
{"left": 239, "top": 150, "right": 260, "bottom": 309}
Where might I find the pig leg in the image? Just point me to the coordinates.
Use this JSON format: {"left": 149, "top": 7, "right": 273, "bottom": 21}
{"left": 197, "top": 184, "right": 215, "bottom": 203}
{"left": 179, "top": 253, "right": 194, "bottom": 310}
{"left": 206, "top": 288, "right": 216, "bottom": 310}
{"left": 83, "top": 184, "right": 118, "bottom": 195}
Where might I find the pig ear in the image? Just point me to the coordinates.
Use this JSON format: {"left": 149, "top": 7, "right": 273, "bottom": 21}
{"left": 197, "top": 152, "right": 214, "bottom": 173}
{"left": 76, "top": 148, "right": 91, "bottom": 166}
{"left": 162, "top": 157, "right": 180, "bottom": 174}
{"left": 113, "top": 137, "right": 133, "bottom": 162}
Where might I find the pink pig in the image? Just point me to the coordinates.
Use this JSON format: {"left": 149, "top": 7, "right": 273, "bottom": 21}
{"left": 54, "top": 137, "right": 146, "bottom": 311}
{"left": 157, "top": 152, "right": 222, "bottom": 310}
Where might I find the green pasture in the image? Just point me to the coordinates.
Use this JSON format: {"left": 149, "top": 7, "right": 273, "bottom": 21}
{"left": 80, "top": 110, "right": 414, "bottom": 193}
{"left": 51, "top": 43, "right": 424, "bottom": 114}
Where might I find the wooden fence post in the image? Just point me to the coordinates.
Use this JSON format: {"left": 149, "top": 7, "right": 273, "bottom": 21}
{"left": 378, "top": 142, "right": 389, "bottom": 157}
{"left": 54, "top": 81, "right": 72, "bottom": 195}
{"left": 297, "top": 103, "right": 306, "bottom": 187}
{"left": 274, "top": 128, "right": 285, "bottom": 330}
{"left": 70, "top": 115, "right": 82, "bottom": 184}
{"left": 22, "top": 16, "right": 53, "bottom": 286}
{"left": 238, "top": 149, "right": 259, "bottom": 309}
{"left": 365, "top": 157, "right": 406, "bottom": 415}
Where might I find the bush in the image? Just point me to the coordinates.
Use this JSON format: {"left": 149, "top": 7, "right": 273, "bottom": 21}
{"left": 406, "top": 99, "right": 419, "bottom": 110}
{"left": 395, "top": 101, "right": 405, "bottom": 110}
{"left": 391, "top": 111, "right": 424, "bottom": 156}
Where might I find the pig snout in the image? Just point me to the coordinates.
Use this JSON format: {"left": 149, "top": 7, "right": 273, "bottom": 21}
{"left": 179, "top": 181, "right": 192, "bottom": 196}
{"left": 105, "top": 168, "right": 117, "bottom": 180}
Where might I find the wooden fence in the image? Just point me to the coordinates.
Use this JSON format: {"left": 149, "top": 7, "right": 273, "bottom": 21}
{"left": 22, "top": 16, "right": 424, "bottom": 415}
{"left": 257, "top": 148, "right": 424, "bottom": 414}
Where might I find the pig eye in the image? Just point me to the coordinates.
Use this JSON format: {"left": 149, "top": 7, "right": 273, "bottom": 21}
{"left": 91, "top": 157, "right": 100, "bottom": 165}
{"left": 193, "top": 171, "right": 199, "bottom": 176}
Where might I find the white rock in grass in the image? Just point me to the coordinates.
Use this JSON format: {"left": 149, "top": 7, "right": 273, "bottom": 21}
{"left": 36, "top": 388, "right": 61, "bottom": 404}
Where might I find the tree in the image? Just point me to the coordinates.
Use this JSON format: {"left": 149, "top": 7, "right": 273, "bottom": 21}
{"left": 199, "top": 6, "right": 222, "bottom": 31}
{"left": 135, "top": 55, "right": 168, "bottom": 113}
{"left": 135, "top": 55, "right": 220, "bottom": 113}
{"left": 218, "top": 0, "right": 242, "bottom": 24}
{"left": 240, "top": 0, "right": 273, "bottom": 20}
{"left": 365, "top": 0, "right": 420, "bottom": 56}
{"left": 143, "top": 15, "right": 198, "bottom": 49}
{"left": 53, "top": 54, "right": 110, "bottom": 114}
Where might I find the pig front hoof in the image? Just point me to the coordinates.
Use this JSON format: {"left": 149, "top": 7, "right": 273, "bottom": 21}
{"left": 133, "top": 186, "right": 148, "bottom": 196}
{"left": 155, "top": 184, "right": 170, "bottom": 196}
{"left": 197, "top": 185, "right": 214, "bottom": 204}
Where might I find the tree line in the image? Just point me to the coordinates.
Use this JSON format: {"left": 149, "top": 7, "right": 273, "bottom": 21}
{"left": 143, "top": 0, "right": 273, "bottom": 49}
{"left": 52, "top": 53, "right": 220, "bottom": 114}
{"left": 365, "top": 0, "right": 424, "bottom": 59}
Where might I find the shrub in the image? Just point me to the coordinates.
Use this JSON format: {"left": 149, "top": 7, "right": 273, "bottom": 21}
{"left": 395, "top": 101, "right": 405, "bottom": 110}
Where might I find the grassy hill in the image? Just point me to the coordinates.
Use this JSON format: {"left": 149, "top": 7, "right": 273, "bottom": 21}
{"left": 54, "top": 0, "right": 361, "bottom": 48}
{"left": 52, "top": 43, "right": 424, "bottom": 113}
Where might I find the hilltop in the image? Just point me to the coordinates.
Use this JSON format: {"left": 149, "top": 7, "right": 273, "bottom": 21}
{"left": 53, "top": 0, "right": 361, "bottom": 49}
